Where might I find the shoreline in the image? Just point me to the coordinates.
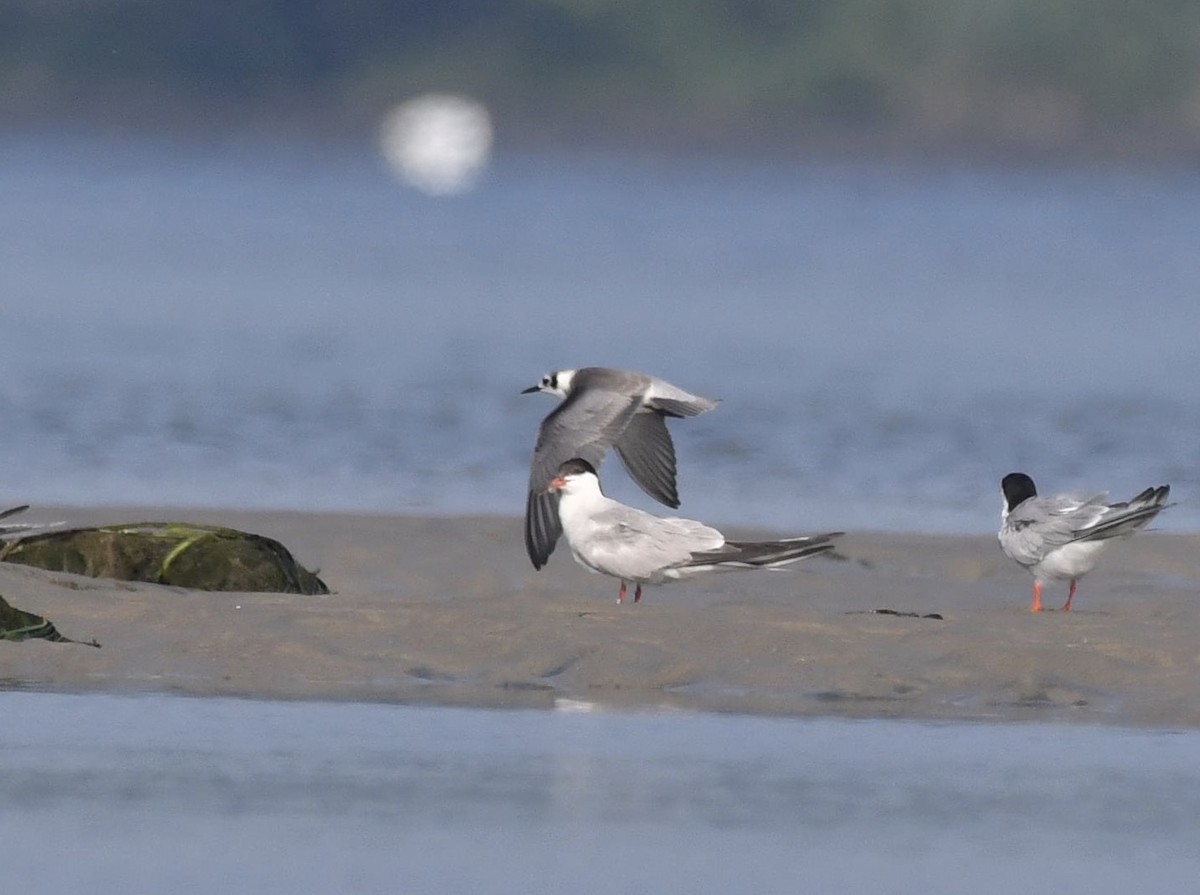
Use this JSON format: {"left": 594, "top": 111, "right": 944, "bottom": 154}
{"left": 2, "top": 507, "right": 1197, "bottom": 728}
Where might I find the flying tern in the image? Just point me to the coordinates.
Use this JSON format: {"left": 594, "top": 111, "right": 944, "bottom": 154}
{"left": 998, "top": 472, "right": 1171, "bottom": 612}
{"left": 523, "top": 367, "right": 718, "bottom": 570}
{"left": 547, "top": 458, "right": 841, "bottom": 603}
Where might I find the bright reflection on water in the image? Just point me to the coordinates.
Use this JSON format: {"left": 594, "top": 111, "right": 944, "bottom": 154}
{"left": 2, "top": 691, "right": 1198, "bottom": 894}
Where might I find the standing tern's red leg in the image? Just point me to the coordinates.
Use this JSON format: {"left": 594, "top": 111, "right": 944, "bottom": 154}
{"left": 1031, "top": 580, "right": 1044, "bottom": 613}
{"left": 1062, "top": 580, "right": 1076, "bottom": 612}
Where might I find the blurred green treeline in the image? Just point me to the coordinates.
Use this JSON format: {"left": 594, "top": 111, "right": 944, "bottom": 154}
{"left": 3, "top": 0, "right": 1199, "bottom": 153}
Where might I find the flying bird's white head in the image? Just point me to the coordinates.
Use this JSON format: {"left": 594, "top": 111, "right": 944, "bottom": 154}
{"left": 522, "top": 369, "right": 577, "bottom": 399}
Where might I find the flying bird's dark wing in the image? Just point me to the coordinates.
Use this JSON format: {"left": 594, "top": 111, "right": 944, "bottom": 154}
{"left": 612, "top": 412, "right": 680, "bottom": 508}
{"left": 525, "top": 388, "right": 639, "bottom": 569}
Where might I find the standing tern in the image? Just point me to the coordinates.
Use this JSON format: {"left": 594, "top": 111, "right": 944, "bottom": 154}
{"left": 547, "top": 458, "right": 841, "bottom": 603}
{"left": 998, "top": 472, "right": 1171, "bottom": 612}
{"left": 523, "top": 367, "right": 718, "bottom": 570}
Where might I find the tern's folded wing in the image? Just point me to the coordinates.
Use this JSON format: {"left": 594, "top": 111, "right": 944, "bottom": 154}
{"left": 1001, "top": 493, "right": 1105, "bottom": 565}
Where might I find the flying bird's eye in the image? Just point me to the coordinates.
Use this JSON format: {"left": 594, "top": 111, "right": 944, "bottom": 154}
{"left": 547, "top": 374, "right": 557, "bottom": 389}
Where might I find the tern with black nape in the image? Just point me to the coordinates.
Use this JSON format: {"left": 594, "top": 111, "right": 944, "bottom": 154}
{"left": 547, "top": 458, "right": 841, "bottom": 604}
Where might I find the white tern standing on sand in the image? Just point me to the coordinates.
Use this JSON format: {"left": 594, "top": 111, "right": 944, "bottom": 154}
{"left": 523, "top": 367, "right": 718, "bottom": 570}
{"left": 546, "top": 458, "right": 841, "bottom": 603}
{"left": 998, "top": 472, "right": 1171, "bottom": 612}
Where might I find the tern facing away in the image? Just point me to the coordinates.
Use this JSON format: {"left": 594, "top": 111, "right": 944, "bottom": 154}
{"left": 547, "top": 458, "right": 841, "bottom": 603}
{"left": 998, "top": 472, "right": 1171, "bottom": 612}
{"left": 523, "top": 367, "right": 719, "bottom": 570}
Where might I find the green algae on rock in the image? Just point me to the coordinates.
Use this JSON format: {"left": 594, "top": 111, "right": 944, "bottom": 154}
{"left": 1, "top": 523, "right": 329, "bottom": 595}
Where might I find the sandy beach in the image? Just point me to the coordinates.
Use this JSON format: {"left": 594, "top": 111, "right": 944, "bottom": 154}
{"left": 2, "top": 506, "right": 1196, "bottom": 728}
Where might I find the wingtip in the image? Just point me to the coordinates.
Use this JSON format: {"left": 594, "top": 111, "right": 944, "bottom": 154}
{"left": 643, "top": 480, "right": 680, "bottom": 508}
{"left": 524, "top": 490, "right": 562, "bottom": 570}
{"left": 524, "top": 539, "right": 552, "bottom": 570}
{"left": 524, "top": 525, "right": 551, "bottom": 570}
{"left": 643, "top": 477, "right": 681, "bottom": 506}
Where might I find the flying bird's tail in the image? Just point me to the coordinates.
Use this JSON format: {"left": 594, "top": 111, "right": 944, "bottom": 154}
{"left": 653, "top": 396, "right": 720, "bottom": 419}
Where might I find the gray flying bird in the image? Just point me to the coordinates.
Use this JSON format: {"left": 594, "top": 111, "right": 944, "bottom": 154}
{"left": 523, "top": 367, "right": 718, "bottom": 570}
{"left": 998, "top": 472, "right": 1171, "bottom": 612}
{"left": 547, "top": 458, "right": 841, "bottom": 603}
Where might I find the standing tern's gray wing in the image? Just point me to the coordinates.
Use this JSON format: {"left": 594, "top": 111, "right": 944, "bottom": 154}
{"left": 612, "top": 413, "right": 680, "bottom": 508}
{"left": 525, "top": 389, "right": 640, "bottom": 569}
{"left": 1001, "top": 493, "right": 1106, "bottom": 567}
{"left": 580, "top": 504, "right": 726, "bottom": 581}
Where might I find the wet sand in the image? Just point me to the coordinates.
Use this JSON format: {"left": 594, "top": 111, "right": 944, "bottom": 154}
{"left": 2, "top": 506, "right": 1197, "bottom": 728}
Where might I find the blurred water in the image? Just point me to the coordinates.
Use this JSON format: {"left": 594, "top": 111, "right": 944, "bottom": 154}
{"left": 1, "top": 691, "right": 1198, "bottom": 895}
{"left": 2, "top": 130, "right": 1198, "bottom": 531}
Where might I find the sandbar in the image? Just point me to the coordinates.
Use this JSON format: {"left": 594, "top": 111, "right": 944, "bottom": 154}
{"left": 2, "top": 506, "right": 1196, "bottom": 728}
